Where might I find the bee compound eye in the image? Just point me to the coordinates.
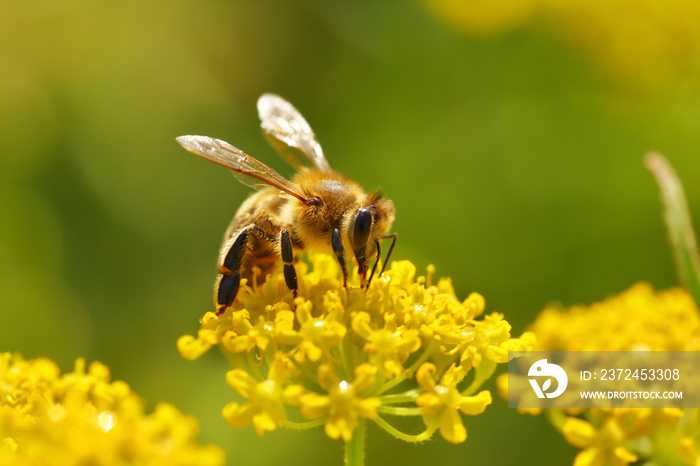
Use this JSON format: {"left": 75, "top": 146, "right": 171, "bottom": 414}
{"left": 354, "top": 207, "right": 373, "bottom": 236}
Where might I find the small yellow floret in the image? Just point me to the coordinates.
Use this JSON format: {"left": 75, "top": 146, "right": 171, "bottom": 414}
{"left": 299, "top": 364, "right": 380, "bottom": 442}
{"left": 416, "top": 363, "right": 492, "bottom": 444}
{"left": 222, "top": 356, "right": 302, "bottom": 436}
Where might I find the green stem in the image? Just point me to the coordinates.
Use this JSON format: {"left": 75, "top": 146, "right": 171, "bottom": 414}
{"left": 345, "top": 417, "right": 365, "bottom": 466}
{"left": 377, "top": 406, "right": 422, "bottom": 416}
{"left": 378, "top": 341, "right": 438, "bottom": 395}
{"left": 462, "top": 359, "right": 496, "bottom": 396}
{"left": 645, "top": 153, "right": 700, "bottom": 306}
{"left": 545, "top": 407, "right": 568, "bottom": 434}
{"left": 289, "top": 354, "right": 319, "bottom": 387}
{"left": 377, "top": 388, "right": 422, "bottom": 404}
{"left": 373, "top": 416, "right": 436, "bottom": 443}
{"left": 246, "top": 350, "right": 266, "bottom": 380}
{"left": 338, "top": 318, "right": 359, "bottom": 381}
{"left": 283, "top": 418, "right": 326, "bottom": 430}
{"left": 219, "top": 349, "right": 247, "bottom": 371}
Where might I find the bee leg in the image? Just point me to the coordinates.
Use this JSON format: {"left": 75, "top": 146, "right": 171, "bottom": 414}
{"left": 215, "top": 227, "right": 251, "bottom": 315}
{"left": 366, "top": 233, "right": 398, "bottom": 288}
{"left": 280, "top": 229, "right": 298, "bottom": 299}
{"left": 366, "top": 240, "right": 381, "bottom": 288}
{"left": 378, "top": 233, "right": 398, "bottom": 276}
{"left": 331, "top": 227, "right": 348, "bottom": 288}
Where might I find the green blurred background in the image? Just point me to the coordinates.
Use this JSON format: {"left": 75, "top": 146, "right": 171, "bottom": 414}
{"left": 3, "top": 1, "right": 700, "bottom": 464}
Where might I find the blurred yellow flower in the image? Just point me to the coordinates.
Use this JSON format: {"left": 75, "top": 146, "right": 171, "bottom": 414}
{"left": 424, "top": 0, "right": 700, "bottom": 90}
{"left": 0, "top": 353, "right": 224, "bottom": 466}
{"left": 424, "top": 0, "right": 541, "bottom": 34}
{"left": 532, "top": 282, "right": 700, "bottom": 352}
{"left": 679, "top": 435, "right": 700, "bottom": 465}
{"left": 179, "top": 253, "right": 533, "bottom": 447}
{"left": 563, "top": 416, "right": 638, "bottom": 466}
{"left": 513, "top": 283, "right": 700, "bottom": 465}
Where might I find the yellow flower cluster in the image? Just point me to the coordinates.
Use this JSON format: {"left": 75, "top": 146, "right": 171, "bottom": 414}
{"left": 515, "top": 283, "right": 700, "bottom": 466}
{"left": 532, "top": 282, "right": 700, "bottom": 352}
{"left": 0, "top": 353, "right": 224, "bottom": 466}
{"left": 424, "top": 0, "right": 700, "bottom": 90}
{"left": 179, "top": 254, "right": 534, "bottom": 444}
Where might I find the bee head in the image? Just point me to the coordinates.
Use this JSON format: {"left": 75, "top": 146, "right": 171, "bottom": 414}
{"left": 348, "top": 193, "right": 395, "bottom": 276}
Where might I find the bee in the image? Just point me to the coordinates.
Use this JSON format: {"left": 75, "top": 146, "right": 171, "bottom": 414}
{"left": 177, "top": 94, "right": 396, "bottom": 315}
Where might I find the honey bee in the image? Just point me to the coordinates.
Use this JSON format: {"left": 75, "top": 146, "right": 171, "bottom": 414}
{"left": 177, "top": 94, "right": 396, "bottom": 315}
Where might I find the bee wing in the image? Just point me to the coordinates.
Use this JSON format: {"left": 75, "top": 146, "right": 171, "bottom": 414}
{"left": 176, "top": 135, "right": 309, "bottom": 202}
{"left": 257, "top": 93, "right": 331, "bottom": 172}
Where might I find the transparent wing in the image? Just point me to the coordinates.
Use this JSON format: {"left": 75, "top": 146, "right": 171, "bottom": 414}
{"left": 257, "top": 93, "right": 331, "bottom": 172}
{"left": 176, "top": 135, "right": 308, "bottom": 201}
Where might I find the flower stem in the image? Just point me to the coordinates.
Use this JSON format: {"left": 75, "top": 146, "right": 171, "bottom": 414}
{"left": 283, "top": 418, "right": 326, "bottom": 430}
{"left": 645, "top": 152, "right": 700, "bottom": 305}
{"left": 377, "top": 388, "right": 422, "bottom": 404}
{"left": 545, "top": 407, "right": 568, "bottom": 433}
{"left": 345, "top": 418, "right": 365, "bottom": 466}
{"left": 462, "top": 359, "right": 496, "bottom": 396}
{"left": 377, "top": 406, "right": 422, "bottom": 416}
{"left": 373, "top": 416, "right": 436, "bottom": 442}
{"left": 378, "top": 340, "right": 438, "bottom": 395}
